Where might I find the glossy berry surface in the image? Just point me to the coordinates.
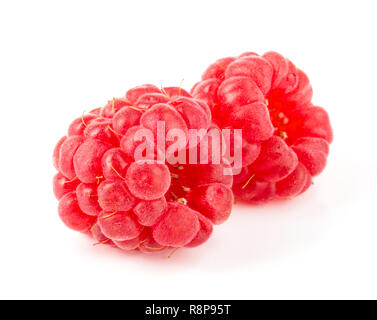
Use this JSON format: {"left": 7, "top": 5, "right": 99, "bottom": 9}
{"left": 52, "top": 85, "right": 234, "bottom": 254}
{"left": 192, "top": 51, "right": 333, "bottom": 202}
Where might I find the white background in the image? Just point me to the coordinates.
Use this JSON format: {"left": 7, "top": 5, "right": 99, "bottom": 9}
{"left": 0, "top": 0, "right": 376, "bottom": 300}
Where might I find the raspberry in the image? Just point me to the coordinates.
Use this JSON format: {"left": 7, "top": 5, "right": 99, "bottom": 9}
{"left": 275, "top": 163, "right": 311, "bottom": 198}
{"left": 97, "top": 180, "right": 136, "bottom": 212}
{"left": 53, "top": 136, "right": 67, "bottom": 170}
{"left": 202, "top": 57, "right": 236, "bottom": 81}
{"left": 133, "top": 197, "right": 167, "bottom": 226}
{"left": 239, "top": 52, "right": 259, "bottom": 58}
{"left": 251, "top": 136, "right": 298, "bottom": 182}
{"left": 262, "top": 51, "right": 289, "bottom": 89}
{"left": 298, "top": 169, "right": 313, "bottom": 195}
{"left": 190, "top": 79, "right": 221, "bottom": 123}
{"left": 233, "top": 179, "right": 276, "bottom": 204}
{"left": 84, "top": 118, "right": 119, "bottom": 146}
{"left": 76, "top": 183, "right": 102, "bottom": 216}
{"left": 125, "top": 84, "right": 161, "bottom": 104}
{"left": 152, "top": 202, "right": 200, "bottom": 247}
{"left": 194, "top": 98, "right": 212, "bottom": 123}
{"left": 101, "top": 98, "right": 132, "bottom": 118}
{"left": 284, "top": 106, "right": 333, "bottom": 144}
{"left": 177, "top": 163, "right": 233, "bottom": 188}
{"left": 119, "top": 125, "right": 152, "bottom": 160}
{"left": 274, "top": 60, "right": 299, "bottom": 93}
{"left": 53, "top": 173, "right": 80, "bottom": 200}
{"left": 98, "top": 210, "right": 142, "bottom": 241}
{"left": 228, "top": 102, "right": 274, "bottom": 142}
{"left": 52, "top": 84, "right": 233, "bottom": 254}
{"left": 291, "top": 137, "right": 329, "bottom": 176}
{"left": 58, "top": 192, "right": 96, "bottom": 232}
{"left": 217, "top": 76, "right": 264, "bottom": 116}
{"left": 169, "top": 97, "right": 211, "bottom": 130}
{"left": 101, "top": 148, "right": 130, "bottom": 181}
{"left": 125, "top": 161, "right": 171, "bottom": 201}
{"left": 138, "top": 230, "right": 167, "bottom": 253}
{"left": 91, "top": 223, "right": 114, "bottom": 246}
{"left": 73, "top": 138, "right": 112, "bottom": 184}
{"left": 225, "top": 55, "right": 274, "bottom": 95}
{"left": 112, "top": 106, "right": 143, "bottom": 136}
{"left": 113, "top": 229, "right": 147, "bottom": 251}
{"left": 162, "top": 86, "right": 191, "bottom": 99}
{"left": 283, "top": 69, "right": 313, "bottom": 108}
{"left": 187, "top": 183, "right": 233, "bottom": 225}
{"left": 58, "top": 135, "right": 83, "bottom": 179}
{"left": 135, "top": 93, "right": 170, "bottom": 109}
{"left": 68, "top": 113, "right": 97, "bottom": 136}
{"left": 192, "top": 51, "right": 333, "bottom": 202}
{"left": 233, "top": 166, "right": 252, "bottom": 186}
{"left": 140, "top": 103, "right": 189, "bottom": 148}
{"left": 184, "top": 212, "right": 213, "bottom": 248}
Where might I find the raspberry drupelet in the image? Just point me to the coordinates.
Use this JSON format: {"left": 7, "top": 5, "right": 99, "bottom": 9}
{"left": 53, "top": 84, "right": 233, "bottom": 253}
{"left": 191, "top": 51, "right": 333, "bottom": 202}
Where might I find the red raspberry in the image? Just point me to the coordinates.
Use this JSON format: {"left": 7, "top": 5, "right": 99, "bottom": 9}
{"left": 138, "top": 230, "right": 168, "bottom": 253}
{"left": 250, "top": 136, "right": 298, "bottom": 182}
{"left": 125, "top": 84, "right": 161, "bottom": 104}
{"left": 76, "top": 183, "right": 102, "bottom": 216}
{"left": 52, "top": 85, "right": 234, "bottom": 254}
{"left": 152, "top": 202, "right": 200, "bottom": 247}
{"left": 100, "top": 98, "right": 132, "bottom": 118}
{"left": 83, "top": 118, "right": 119, "bottom": 146}
{"left": 187, "top": 183, "right": 233, "bottom": 225}
{"left": 291, "top": 137, "right": 329, "bottom": 176}
{"left": 228, "top": 102, "right": 274, "bottom": 142}
{"left": 98, "top": 210, "right": 143, "bottom": 241}
{"left": 135, "top": 93, "right": 170, "bottom": 109}
{"left": 218, "top": 76, "right": 265, "bottom": 116}
{"left": 192, "top": 51, "right": 333, "bottom": 202}
{"left": 119, "top": 125, "right": 153, "bottom": 160}
{"left": 68, "top": 113, "right": 97, "bottom": 136}
{"left": 53, "top": 173, "right": 80, "bottom": 200}
{"left": 112, "top": 106, "right": 143, "bottom": 136}
{"left": 73, "top": 138, "right": 113, "bottom": 184}
{"left": 184, "top": 212, "right": 213, "bottom": 248}
{"left": 233, "top": 179, "right": 276, "bottom": 204}
{"left": 58, "top": 135, "right": 84, "bottom": 179}
{"left": 125, "top": 161, "right": 171, "bottom": 201}
{"left": 91, "top": 223, "right": 115, "bottom": 247}
{"left": 162, "top": 86, "right": 191, "bottom": 99}
{"left": 202, "top": 57, "right": 236, "bottom": 81}
{"left": 97, "top": 180, "right": 136, "bottom": 212}
{"left": 190, "top": 79, "right": 222, "bottom": 123}
{"left": 140, "top": 103, "right": 189, "bottom": 148}
{"left": 113, "top": 229, "right": 148, "bottom": 251}
{"left": 53, "top": 136, "right": 67, "bottom": 170}
{"left": 101, "top": 148, "right": 130, "bottom": 181}
{"left": 58, "top": 192, "right": 96, "bottom": 232}
{"left": 133, "top": 197, "right": 167, "bottom": 226}
{"left": 225, "top": 55, "right": 274, "bottom": 95}
{"left": 275, "top": 163, "right": 311, "bottom": 198}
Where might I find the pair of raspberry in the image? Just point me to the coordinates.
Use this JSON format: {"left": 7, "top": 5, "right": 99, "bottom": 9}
{"left": 52, "top": 51, "right": 332, "bottom": 254}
